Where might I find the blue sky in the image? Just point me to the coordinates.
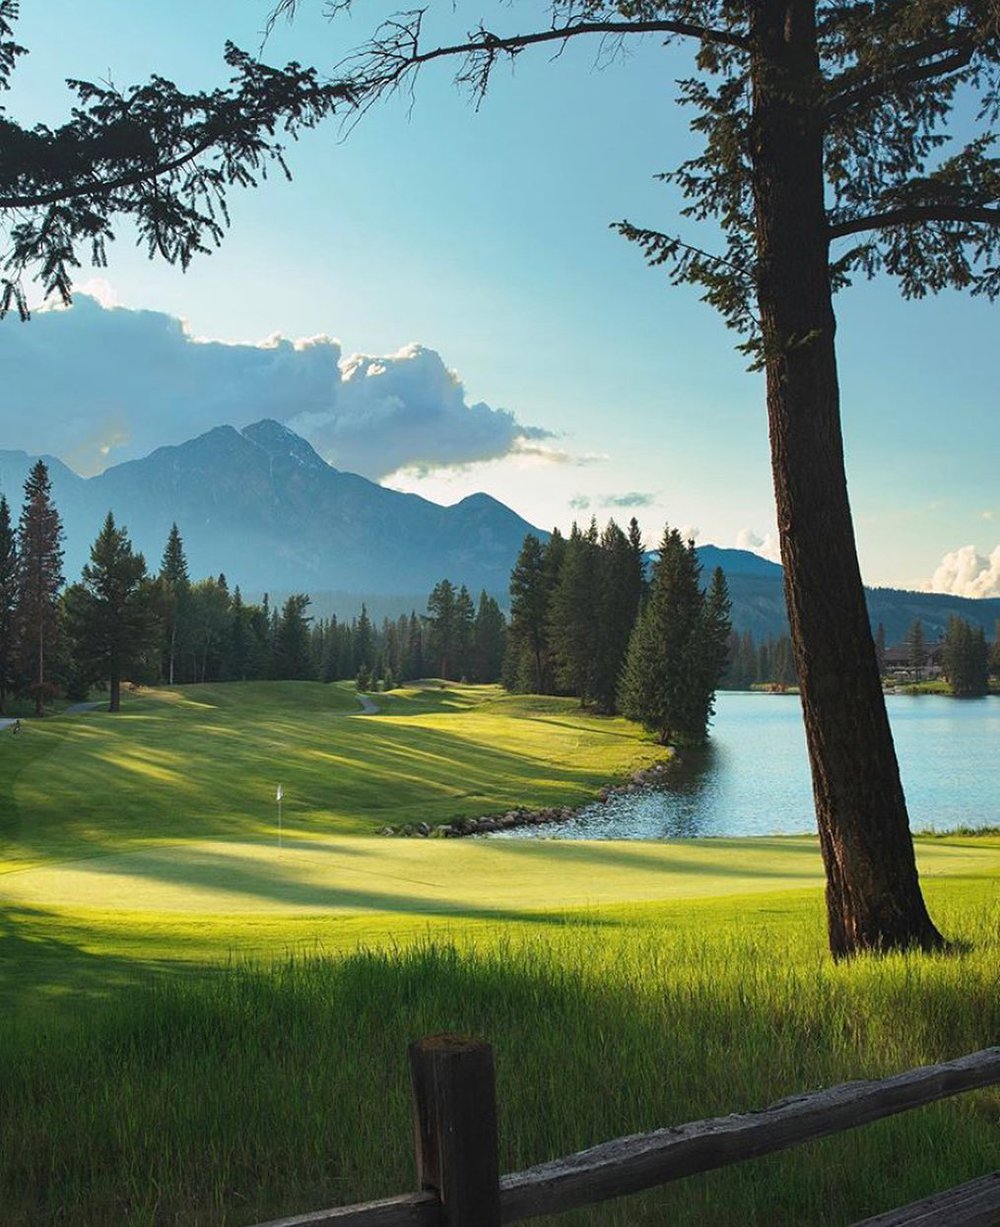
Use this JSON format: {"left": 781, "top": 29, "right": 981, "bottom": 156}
{"left": 2, "top": 0, "right": 998, "bottom": 594}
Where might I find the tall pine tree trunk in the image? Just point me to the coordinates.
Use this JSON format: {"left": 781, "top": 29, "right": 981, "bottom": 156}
{"left": 749, "top": 1, "right": 942, "bottom": 957}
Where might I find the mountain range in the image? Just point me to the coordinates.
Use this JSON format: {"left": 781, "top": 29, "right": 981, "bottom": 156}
{"left": 0, "top": 420, "right": 538, "bottom": 597}
{"left": 1, "top": 421, "right": 997, "bottom": 643}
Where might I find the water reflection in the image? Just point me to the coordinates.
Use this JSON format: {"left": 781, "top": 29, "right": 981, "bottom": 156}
{"left": 489, "top": 691, "right": 1000, "bottom": 840}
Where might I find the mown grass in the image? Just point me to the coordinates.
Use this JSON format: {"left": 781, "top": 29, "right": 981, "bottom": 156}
{"left": 2, "top": 831, "right": 996, "bottom": 1021}
{"left": 1, "top": 881, "right": 997, "bottom": 1227}
{"left": 1, "top": 681, "right": 998, "bottom": 1226}
{"left": 0, "top": 681, "right": 663, "bottom": 869}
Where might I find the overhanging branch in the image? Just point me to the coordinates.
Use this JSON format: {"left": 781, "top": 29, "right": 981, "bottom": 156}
{"left": 830, "top": 204, "right": 1000, "bottom": 239}
{"left": 0, "top": 138, "right": 218, "bottom": 209}
{"left": 360, "top": 15, "right": 748, "bottom": 93}
{"left": 407, "top": 18, "right": 750, "bottom": 66}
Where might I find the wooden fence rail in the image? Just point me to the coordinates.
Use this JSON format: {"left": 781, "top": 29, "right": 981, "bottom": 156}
{"left": 252, "top": 1040, "right": 1000, "bottom": 1227}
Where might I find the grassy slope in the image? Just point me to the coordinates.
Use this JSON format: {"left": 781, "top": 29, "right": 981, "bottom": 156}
{"left": 0, "top": 682, "right": 998, "bottom": 1225}
{"left": 0, "top": 681, "right": 664, "bottom": 867}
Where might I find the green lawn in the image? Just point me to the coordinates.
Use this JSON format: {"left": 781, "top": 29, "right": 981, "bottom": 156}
{"left": 0, "top": 680, "right": 665, "bottom": 868}
{"left": 0, "top": 681, "right": 997, "bottom": 1226}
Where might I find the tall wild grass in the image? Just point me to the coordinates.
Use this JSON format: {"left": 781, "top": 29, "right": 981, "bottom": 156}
{"left": 2, "top": 894, "right": 998, "bottom": 1226}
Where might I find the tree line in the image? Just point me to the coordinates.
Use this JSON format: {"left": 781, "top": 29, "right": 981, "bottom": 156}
{"left": 6, "top": 464, "right": 993, "bottom": 728}
{"left": 722, "top": 630, "right": 798, "bottom": 691}
{"left": 2, "top": 467, "right": 731, "bottom": 743}
{"left": 895, "top": 617, "right": 998, "bottom": 697}
{"left": 0, "top": 461, "right": 514, "bottom": 713}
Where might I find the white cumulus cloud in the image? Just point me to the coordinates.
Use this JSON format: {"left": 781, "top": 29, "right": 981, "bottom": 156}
{"left": 922, "top": 544, "right": 1000, "bottom": 598}
{"left": 0, "top": 296, "right": 549, "bottom": 480}
{"left": 736, "top": 528, "right": 782, "bottom": 563}
{"left": 290, "top": 343, "right": 550, "bottom": 478}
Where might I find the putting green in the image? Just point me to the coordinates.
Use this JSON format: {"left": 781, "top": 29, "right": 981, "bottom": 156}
{"left": 1, "top": 832, "right": 995, "bottom": 917}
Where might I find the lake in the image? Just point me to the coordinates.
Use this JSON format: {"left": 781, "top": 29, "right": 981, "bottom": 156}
{"left": 492, "top": 692, "right": 1000, "bottom": 839}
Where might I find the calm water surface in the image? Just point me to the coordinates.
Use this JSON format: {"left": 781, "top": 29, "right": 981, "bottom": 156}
{"left": 494, "top": 692, "right": 1000, "bottom": 839}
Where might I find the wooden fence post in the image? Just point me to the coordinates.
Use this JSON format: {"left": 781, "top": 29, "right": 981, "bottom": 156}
{"left": 408, "top": 1034, "right": 501, "bottom": 1227}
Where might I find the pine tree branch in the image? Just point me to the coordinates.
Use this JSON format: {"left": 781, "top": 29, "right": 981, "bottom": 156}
{"left": 824, "top": 31, "right": 977, "bottom": 118}
{"left": 0, "top": 138, "right": 219, "bottom": 209}
{"left": 401, "top": 18, "right": 750, "bottom": 68}
{"left": 829, "top": 204, "right": 1000, "bottom": 239}
{"left": 337, "top": 12, "right": 748, "bottom": 109}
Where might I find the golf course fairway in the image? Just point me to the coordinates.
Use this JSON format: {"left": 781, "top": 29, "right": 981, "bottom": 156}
{"left": 1, "top": 680, "right": 997, "bottom": 1017}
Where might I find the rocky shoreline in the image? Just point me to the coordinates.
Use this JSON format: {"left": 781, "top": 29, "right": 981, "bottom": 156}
{"left": 378, "top": 758, "right": 672, "bottom": 838}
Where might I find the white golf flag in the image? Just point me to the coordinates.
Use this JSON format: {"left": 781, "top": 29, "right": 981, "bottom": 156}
{"left": 276, "top": 784, "right": 283, "bottom": 802}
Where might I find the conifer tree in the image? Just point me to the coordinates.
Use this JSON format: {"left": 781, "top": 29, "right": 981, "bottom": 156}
{"left": 472, "top": 591, "right": 507, "bottom": 683}
{"left": 228, "top": 587, "right": 252, "bottom": 682}
{"left": 189, "top": 577, "right": 232, "bottom": 682}
{"left": 273, "top": 594, "right": 315, "bottom": 680}
{"left": 770, "top": 636, "right": 797, "bottom": 688}
{"left": 63, "top": 513, "right": 158, "bottom": 711}
{"left": 722, "top": 628, "right": 757, "bottom": 690}
{"left": 942, "top": 616, "right": 989, "bottom": 697}
{"left": 337, "top": 621, "right": 356, "bottom": 680}
{"left": 354, "top": 604, "right": 375, "bottom": 672}
{"left": 383, "top": 617, "right": 402, "bottom": 682}
{"left": 427, "top": 579, "right": 458, "bottom": 679}
{"left": 906, "top": 619, "right": 928, "bottom": 683}
{"left": 320, "top": 614, "right": 341, "bottom": 682}
{"left": 690, "top": 567, "right": 732, "bottom": 733}
{"left": 15, "top": 460, "right": 63, "bottom": 715}
{"left": 619, "top": 527, "right": 725, "bottom": 745}
{"left": 242, "top": 599, "right": 270, "bottom": 681}
{"left": 404, "top": 610, "right": 424, "bottom": 681}
{"left": 508, "top": 534, "right": 549, "bottom": 693}
{"left": 158, "top": 523, "right": 190, "bottom": 685}
{"left": 0, "top": 494, "right": 16, "bottom": 714}
{"left": 453, "top": 585, "right": 476, "bottom": 680}
{"left": 0, "top": 2, "right": 348, "bottom": 318}
{"left": 592, "top": 518, "right": 645, "bottom": 713}
{"left": 549, "top": 520, "right": 599, "bottom": 701}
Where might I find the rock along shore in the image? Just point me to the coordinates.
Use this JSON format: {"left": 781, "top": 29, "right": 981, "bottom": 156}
{"left": 378, "top": 759, "right": 672, "bottom": 838}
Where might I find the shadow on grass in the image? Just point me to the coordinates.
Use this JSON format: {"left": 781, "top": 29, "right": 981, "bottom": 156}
{"left": 40, "top": 842, "right": 601, "bottom": 926}
{"left": 1, "top": 928, "right": 997, "bottom": 1227}
{"left": 0, "top": 904, "right": 192, "bottom": 1019}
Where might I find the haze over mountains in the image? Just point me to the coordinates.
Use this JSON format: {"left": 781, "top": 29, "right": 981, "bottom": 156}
{"left": 0, "top": 420, "right": 538, "bottom": 597}
{"left": 1, "top": 421, "right": 997, "bottom": 642}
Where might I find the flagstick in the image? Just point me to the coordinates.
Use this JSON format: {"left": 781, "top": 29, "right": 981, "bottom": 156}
{"left": 277, "top": 783, "right": 283, "bottom": 852}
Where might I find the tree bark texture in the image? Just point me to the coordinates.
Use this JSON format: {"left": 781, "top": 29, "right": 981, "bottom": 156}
{"left": 749, "top": 1, "right": 943, "bottom": 956}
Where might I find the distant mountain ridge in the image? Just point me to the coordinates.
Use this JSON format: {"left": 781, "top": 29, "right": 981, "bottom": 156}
{"left": 0, "top": 421, "right": 541, "bottom": 597}
{"left": 1, "top": 421, "right": 997, "bottom": 641}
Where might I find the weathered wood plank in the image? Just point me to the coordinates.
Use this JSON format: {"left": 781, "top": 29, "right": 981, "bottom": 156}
{"left": 498, "top": 1047, "right": 1000, "bottom": 1222}
{"left": 849, "top": 1172, "right": 1000, "bottom": 1226}
{"left": 410, "top": 1034, "right": 502, "bottom": 1227}
{"left": 247, "top": 1191, "right": 440, "bottom": 1227}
